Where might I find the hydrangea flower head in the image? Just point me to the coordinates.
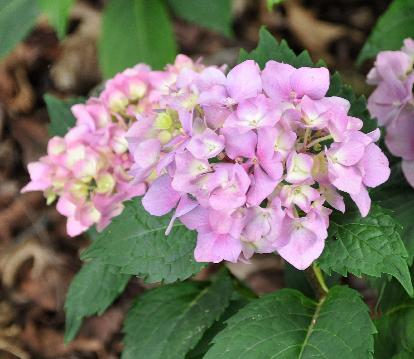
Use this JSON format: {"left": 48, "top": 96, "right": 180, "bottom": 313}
{"left": 22, "top": 55, "right": 207, "bottom": 236}
{"left": 128, "top": 58, "right": 390, "bottom": 270}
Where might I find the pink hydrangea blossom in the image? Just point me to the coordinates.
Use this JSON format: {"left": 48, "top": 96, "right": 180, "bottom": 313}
{"left": 22, "top": 55, "right": 206, "bottom": 236}
{"left": 128, "top": 58, "right": 390, "bottom": 270}
{"left": 367, "top": 38, "right": 414, "bottom": 187}
{"left": 24, "top": 54, "right": 391, "bottom": 270}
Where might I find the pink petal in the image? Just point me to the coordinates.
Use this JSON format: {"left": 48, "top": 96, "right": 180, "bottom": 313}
{"left": 196, "top": 67, "right": 226, "bottom": 90}
{"left": 360, "top": 143, "right": 390, "bottom": 188}
{"left": 285, "top": 152, "right": 314, "bottom": 184}
{"left": 180, "top": 206, "right": 209, "bottom": 230}
{"left": 132, "top": 138, "right": 161, "bottom": 169}
{"left": 262, "top": 61, "right": 295, "bottom": 101}
{"left": 247, "top": 165, "right": 280, "bottom": 206}
{"left": 66, "top": 216, "right": 89, "bottom": 237}
{"left": 56, "top": 196, "right": 77, "bottom": 217}
{"left": 329, "top": 163, "right": 362, "bottom": 195}
{"left": 385, "top": 108, "right": 414, "bottom": 160}
{"left": 142, "top": 175, "right": 180, "bottom": 216}
{"left": 277, "top": 218, "right": 325, "bottom": 270}
{"left": 194, "top": 231, "right": 242, "bottom": 263}
{"left": 329, "top": 141, "right": 365, "bottom": 166}
{"left": 187, "top": 129, "right": 225, "bottom": 159}
{"left": 226, "top": 60, "right": 262, "bottom": 102}
{"left": 221, "top": 127, "right": 257, "bottom": 159}
{"left": 291, "top": 67, "right": 330, "bottom": 100}
{"left": 165, "top": 195, "right": 198, "bottom": 235}
{"left": 350, "top": 185, "right": 371, "bottom": 217}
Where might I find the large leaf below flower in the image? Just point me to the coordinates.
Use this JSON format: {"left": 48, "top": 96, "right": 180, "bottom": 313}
{"left": 318, "top": 204, "right": 413, "bottom": 296}
{"left": 122, "top": 270, "right": 234, "bottom": 359}
{"left": 81, "top": 199, "right": 205, "bottom": 283}
{"left": 64, "top": 259, "right": 131, "bottom": 343}
{"left": 204, "top": 286, "right": 375, "bottom": 359}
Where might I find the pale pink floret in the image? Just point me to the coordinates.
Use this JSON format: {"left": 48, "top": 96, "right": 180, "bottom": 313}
{"left": 262, "top": 61, "right": 330, "bottom": 102}
{"left": 285, "top": 152, "right": 314, "bottom": 184}
{"left": 277, "top": 209, "right": 329, "bottom": 270}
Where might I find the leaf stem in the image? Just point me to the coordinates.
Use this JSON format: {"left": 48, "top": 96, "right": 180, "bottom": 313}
{"left": 305, "top": 264, "right": 329, "bottom": 299}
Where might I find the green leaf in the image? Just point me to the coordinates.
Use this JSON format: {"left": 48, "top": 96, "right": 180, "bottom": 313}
{"left": 239, "top": 27, "right": 316, "bottom": 69}
{"left": 99, "top": 0, "right": 177, "bottom": 78}
{"left": 371, "top": 165, "right": 414, "bottom": 263}
{"left": 81, "top": 199, "right": 205, "bottom": 283}
{"left": 44, "top": 94, "right": 84, "bottom": 137}
{"left": 64, "top": 259, "right": 131, "bottom": 343}
{"left": 186, "top": 291, "right": 253, "bottom": 359}
{"left": 266, "top": 0, "right": 285, "bottom": 11}
{"left": 358, "top": 0, "right": 414, "bottom": 64}
{"left": 240, "top": 28, "right": 377, "bottom": 132}
{"left": 374, "top": 300, "right": 414, "bottom": 358}
{"left": 318, "top": 204, "right": 413, "bottom": 297}
{"left": 204, "top": 286, "right": 376, "bottom": 359}
{"left": 122, "top": 269, "right": 234, "bottom": 359}
{"left": 38, "top": 0, "right": 75, "bottom": 39}
{"left": 284, "top": 263, "right": 341, "bottom": 299}
{"left": 168, "top": 0, "right": 232, "bottom": 37}
{"left": 0, "top": 0, "right": 40, "bottom": 58}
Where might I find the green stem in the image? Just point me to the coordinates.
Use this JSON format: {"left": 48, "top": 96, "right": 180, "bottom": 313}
{"left": 306, "top": 135, "right": 333, "bottom": 149}
{"left": 302, "top": 128, "right": 311, "bottom": 148}
{"left": 305, "top": 264, "right": 329, "bottom": 299}
{"left": 312, "top": 264, "right": 329, "bottom": 294}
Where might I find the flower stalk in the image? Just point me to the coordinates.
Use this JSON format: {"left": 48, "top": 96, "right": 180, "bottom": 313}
{"left": 305, "top": 263, "right": 329, "bottom": 299}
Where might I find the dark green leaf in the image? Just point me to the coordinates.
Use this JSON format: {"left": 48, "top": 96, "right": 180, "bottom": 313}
{"left": 374, "top": 301, "right": 414, "bottom": 358}
{"left": 186, "top": 290, "right": 253, "bottom": 359}
{"left": 204, "top": 286, "right": 376, "bottom": 359}
{"left": 0, "top": 0, "right": 40, "bottom": 58}
{"left": 38, "top": 0, "right": 75, "bottom": 39}
{"left": 81, "top": 199, "right": 205, "bottom": 283}
{"left": 64, "top": 259, "right": 130, "bottom": 343}
{"left": 358, "top": 0, "right": 414, "bottom": 64}
{"left": 239, "top": 27, "right": 316, "bottom": 69}
{"left": 45, "top": 94, "right": 84, "bottom": 137}
{"left": 122, "top": 269, "right": 233, "bottom": 359}
{"left": 318, "top": 204, "right": 413, "bottom": 297}
{"left": 168, "top": 0, "right": 232, "bottom": 37}
{"left": 99, "top": 0, "right": 177, "bottom": 78}
{"left": 284, "top": 263, "right": 341, "bottom": 299}
{"left": 371, "top": 165, "right": 414, "bottom": 263}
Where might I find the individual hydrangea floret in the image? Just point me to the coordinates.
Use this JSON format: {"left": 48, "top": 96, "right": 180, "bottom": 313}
{"left": 367, "top": 38, "right": 414, "bottom": 187}
{"left": 127, "top": 58, "right": 390, "bottom": 270}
